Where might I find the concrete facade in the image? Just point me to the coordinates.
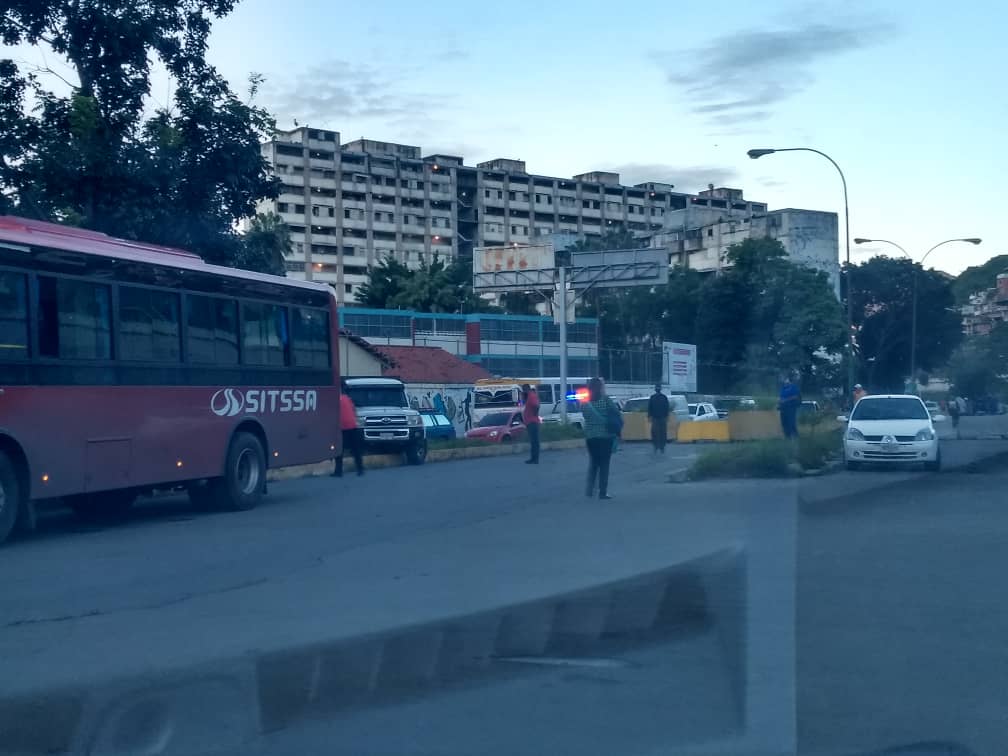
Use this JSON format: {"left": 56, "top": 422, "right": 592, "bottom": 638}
{"left": 647, "top": 201, "right": 842, "bottom": 296}
{"left": 254, "top": 126, "right": 771, "bottom": 303}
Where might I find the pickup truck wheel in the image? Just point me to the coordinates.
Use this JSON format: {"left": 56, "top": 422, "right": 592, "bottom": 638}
{"left": 0, "top": 452, "right": 21, "bottom": 545}
{"left": 406, "top": 439, "right": 427, "bottom": 465}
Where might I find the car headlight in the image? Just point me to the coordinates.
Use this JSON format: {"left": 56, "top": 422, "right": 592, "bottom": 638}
{"left": 489, "top": 431, "right": 498, "bottom": 438}
{"left": 407, "top": 415, "right": 422, "bottom": 427}
{"left": 915, "top": 428, "right": 935, "bottom": 441}
{"left": 846, "top": 428, "right": 865, "bottom": 441}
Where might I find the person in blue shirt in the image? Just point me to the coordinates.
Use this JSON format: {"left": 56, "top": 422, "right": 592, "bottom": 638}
{"left": 779, "top": 374, "right": 801, "bottom": 439}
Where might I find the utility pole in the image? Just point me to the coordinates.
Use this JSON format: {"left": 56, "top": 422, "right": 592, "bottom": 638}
{"left": 558, "top": 264, "right": 568, "bottom": 423}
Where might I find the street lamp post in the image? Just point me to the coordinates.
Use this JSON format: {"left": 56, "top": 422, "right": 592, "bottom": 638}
{"left": 854, "top": 237, "right": 981, "bottom": 388}
{"left": 747, "top": 147, "right": 853, "bottom": 394}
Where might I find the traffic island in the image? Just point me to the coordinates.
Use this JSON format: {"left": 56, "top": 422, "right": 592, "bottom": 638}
{"left": 685, "top": 430, "right": 842, "bottom": 481}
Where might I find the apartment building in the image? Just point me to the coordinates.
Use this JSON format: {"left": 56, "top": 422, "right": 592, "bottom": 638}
{"left": 961, "top": 273, "right": 1008, "bottom": 336}
{"left": 256, "top": 126, "right": 770, "bottom": 302}
{"left": 645, "top": 189, "right": 842, "bottom": 296}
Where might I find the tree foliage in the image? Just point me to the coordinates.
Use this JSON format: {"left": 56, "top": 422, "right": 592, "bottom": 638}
{"left": 845, "top": 256, "right": 962, "bottom": 392}
{"left": 355, "top": 255, "right": 498, "bottom": 314}
{"left": 948, "top": 323, "right": 1008, "bottom": 399}
{"left": 952, "top": 255, "right": 1008, "bottom": 304}
{"left": 0, "top": 1, "right": 283, "bottom": 272}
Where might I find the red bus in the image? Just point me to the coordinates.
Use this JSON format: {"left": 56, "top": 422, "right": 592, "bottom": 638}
{"left": 0, "top": 216, "right": 341, "bottom": 544}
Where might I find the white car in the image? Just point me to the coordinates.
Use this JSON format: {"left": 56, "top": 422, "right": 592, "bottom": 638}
{"left": 621, "top": 394, "right": 690, "bottom": 422}
{"left": 542, "top": 399, "right": 584, "bottom": 429}
{"left": 841, "top": 394, "right": 940, "bottom": 471}
{"left": 687, "top": 402, "right": 720, "bottom": 422}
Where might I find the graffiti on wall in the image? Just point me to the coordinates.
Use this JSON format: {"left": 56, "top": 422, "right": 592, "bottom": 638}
{"left": 406, "top": 385, "right": 475, "bottom": 432}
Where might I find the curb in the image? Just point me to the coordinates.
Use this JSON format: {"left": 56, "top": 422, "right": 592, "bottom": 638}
{"left": 268, "top": 438, "right": 585, "bottom": 482}
{"left": 0, "top": 550, "right": 744, "bottom": 756}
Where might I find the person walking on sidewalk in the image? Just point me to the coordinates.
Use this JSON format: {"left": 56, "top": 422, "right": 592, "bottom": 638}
{"left": 333, "top": 380, "right": 364, "bottom": 477}
{"left": 582, "top": 377, "right": 621, "bottom": 500}
{"left": 521, "top": 383, "right": 541, "bottom": 464}
{"left": 647, "top": 384, "right": 670, "bottom": 454}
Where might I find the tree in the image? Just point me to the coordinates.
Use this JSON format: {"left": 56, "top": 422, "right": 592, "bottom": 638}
{"left": 238, "top": 212, "right": 291, "bottom": 276}
{"left": 952, "top": 255, "right": 1008, "bottom": 304}
{"left": 356, "top": 256, "right": 411, "bottom": 308}
{"left": 846, "top": 256, "right": 962, "bottom": 391}
{"left": 0, "top": 1, "right": 278, "bottom": 270}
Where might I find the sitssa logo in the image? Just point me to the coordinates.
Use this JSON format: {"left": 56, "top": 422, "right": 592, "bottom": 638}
{"left": 210, "top": 388, "right": 318, "bottom": 416}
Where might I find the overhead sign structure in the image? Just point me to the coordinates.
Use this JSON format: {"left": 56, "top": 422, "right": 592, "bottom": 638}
{"left": 569, "top": 247, "right": 669, "bottom": 290}
{"left": 663, "top": 342, "right": 697, "bottom": 393}
{"left": 473, "top": 244, "right": 556, "bottom": 291}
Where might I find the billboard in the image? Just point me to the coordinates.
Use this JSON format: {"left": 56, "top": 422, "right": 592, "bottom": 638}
{"left": 662, "top": 342, "right": 697, "bottom": 393}
{"left": 474, "top": 244, "right": 555, "bottom": 274}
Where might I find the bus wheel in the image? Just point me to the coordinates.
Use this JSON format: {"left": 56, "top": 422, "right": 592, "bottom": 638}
{"left": 219, "top": 432, "right": 266, "bottom": 511}
{"left": 0, "top": 451, "right": 22, "bottom": 545}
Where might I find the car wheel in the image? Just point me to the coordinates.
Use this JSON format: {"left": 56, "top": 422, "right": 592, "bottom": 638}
{"left": 406, "top": 439, "right": 427, "bottom": 465}
{"left": 501, "top": 434, "right": 511, "bottom": 443}
{"left": 924, "top": 449, "right": 941, "bottom": 472}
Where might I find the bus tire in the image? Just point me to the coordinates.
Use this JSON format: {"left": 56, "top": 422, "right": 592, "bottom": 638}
{"left": 218, "top": 432, "right": 266, "bottom": 511}
{"left": 0, "top": 451, "right": 22, "bottom": 545}
{"left": 405, "top": 439, "right": 427, "bottom": 466}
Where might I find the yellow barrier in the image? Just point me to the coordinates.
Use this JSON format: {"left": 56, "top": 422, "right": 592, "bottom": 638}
{"left": 621, "top": 413, "right": 679, "bottom": 442}
{"left": 727, "top": 410, "right": 783, "bottom": 441}
{"left": 677, "top": 419, "right": 731, "bottom": 443}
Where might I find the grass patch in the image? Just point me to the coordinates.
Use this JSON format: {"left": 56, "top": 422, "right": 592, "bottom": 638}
{"left": 688, "top": 428, "right": 842, "bottom": 480}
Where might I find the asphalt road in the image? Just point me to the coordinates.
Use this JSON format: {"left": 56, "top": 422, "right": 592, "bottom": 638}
{"left": 1, "top": 415, "right": 1006, "bottom": 755}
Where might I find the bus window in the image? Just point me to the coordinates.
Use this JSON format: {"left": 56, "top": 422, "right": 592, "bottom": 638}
{"left": 0, "top": 272, "right": 28, "bottom": 359}
{"left": 118, "top": 286, "right": 181, "bottom": 362}
{"left": 187, "top": 295, "right": 239, "bottom": 365}
{"left": 242, "top": 302, "right": 288, "bottom": 366}
{"left": 37, "top": 276, "right": 112, "bottom": 360}
{"left": 291, "top": 307, "right": 330, "bottom": 369}
{"left": 537, "top": 384, "right": 554, "bottom": 404}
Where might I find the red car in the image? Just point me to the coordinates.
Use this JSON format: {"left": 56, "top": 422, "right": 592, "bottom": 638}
{"left": 465, "top": 410, "right": 526, "bottom": 443}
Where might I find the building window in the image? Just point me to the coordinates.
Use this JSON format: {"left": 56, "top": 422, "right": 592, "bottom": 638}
{"left": 0, "top": 272, "right": 28, "bottom": 359}
{"left": 118, "top": 286, "right": 181, "bottom": 362}
{"left": 707, "top": 228, "right": 714, "bottom": 237}
{"left": 295, "top": 204, "right": 305, "bottom": 214}
{"left": 311, "top": 206, "right": 319, "bottom": 216}
{"left": 291, "top": 307, "right": 330, "bottom": 369}
{"left": 187, "top": 295, "right": 239, "bottom": 365}
{"left": 345, "top": 284, "right": 353, "bottom": 295}
{"left": 277, "top": 202, "right": 289, "bottom": 213}
{"left": 242, "top": 302, "right": 289, "bottom": 366}
{"left": 37, "top": 276, "right": 112, "bottom": 360}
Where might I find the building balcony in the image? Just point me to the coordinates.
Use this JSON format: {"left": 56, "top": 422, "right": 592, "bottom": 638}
{"left": 372, "top": 221, "right": 398, "bottom": 233}
{"left": 342, "top": 218, "right": 368, "bottom": 231}
{"left": 402, "top": 223, "right": 427, "bottom": 235}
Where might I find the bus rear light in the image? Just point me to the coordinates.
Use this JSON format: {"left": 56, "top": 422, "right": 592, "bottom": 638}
{"left": 41, "top": 474, "right": 49, "bottom": 483}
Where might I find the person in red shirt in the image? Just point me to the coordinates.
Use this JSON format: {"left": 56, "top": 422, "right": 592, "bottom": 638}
{"left": 333, "top": 380, "right": 364, "bottom": 477}
{"left": 521, "top": 383, "right": 541, "bottom": 464}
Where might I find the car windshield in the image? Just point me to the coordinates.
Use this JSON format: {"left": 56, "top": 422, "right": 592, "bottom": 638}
{"left": 622, "top": 399, "right": 648, "bottom": 413}
{"left": 852, "top": 398, "right": 929, "bottom": 421}
{"left": 474, "top": 389, "right": 516, "bottom": 407}
{"left": 347, "top": 386, "right": 408, "bottom": 408}
{"left": 478, "top": 412, "right": 511, "bottom": 427}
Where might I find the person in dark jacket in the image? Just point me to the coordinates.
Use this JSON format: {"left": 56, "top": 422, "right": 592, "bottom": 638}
{"left": 647, "top": 384, "right": 670, "bottom": 454}
{"left": 582, "top": 377, "right": 621, "bottom": 499}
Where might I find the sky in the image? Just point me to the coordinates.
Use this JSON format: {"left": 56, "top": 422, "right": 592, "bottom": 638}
{"left": 11, "top": 0, "right": 1008, "bottom": 274}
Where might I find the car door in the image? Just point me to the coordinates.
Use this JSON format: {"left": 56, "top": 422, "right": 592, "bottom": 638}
{"left": 510, "top": 412, "right": 526, "bottom": 438}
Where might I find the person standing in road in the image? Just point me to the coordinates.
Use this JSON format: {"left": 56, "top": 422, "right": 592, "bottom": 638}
{"left": 647, "top": 384, "right": 670, "bottom": 455}
{"left": 582, "top": 377, "right": 621, "bottom": 499}
{"left": 779, "top": 374, "right": 801, "bottom": 439}
{"left": 334, "top": 380, "right": 364, "bottom": 477}
{"left": 521, "top": 383, "right": 541, "bottom": 464}
{"left": 853, "top": 383, "right": 867, "bottom": 406}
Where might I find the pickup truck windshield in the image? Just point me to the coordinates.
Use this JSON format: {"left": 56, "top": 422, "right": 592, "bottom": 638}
{"left": 347, "top": 387, "right": 409, "bottom": 408}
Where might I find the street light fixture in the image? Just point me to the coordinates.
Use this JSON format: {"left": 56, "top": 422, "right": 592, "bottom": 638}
{"left": 748, "top": 146, "right": 853, "bottom": 393}
{"left": 854, "top": 237, "right": 981, "bottom": 389}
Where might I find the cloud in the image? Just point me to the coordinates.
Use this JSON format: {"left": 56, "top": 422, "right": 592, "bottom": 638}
{"left": 602, "top": 162, "right": 738, "bottom": 192}
{"left": 264, "top": 60, "right": 445, "bottom": 131}
{"left": 657, "top": 17, "right": 895, "bottom": 125}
